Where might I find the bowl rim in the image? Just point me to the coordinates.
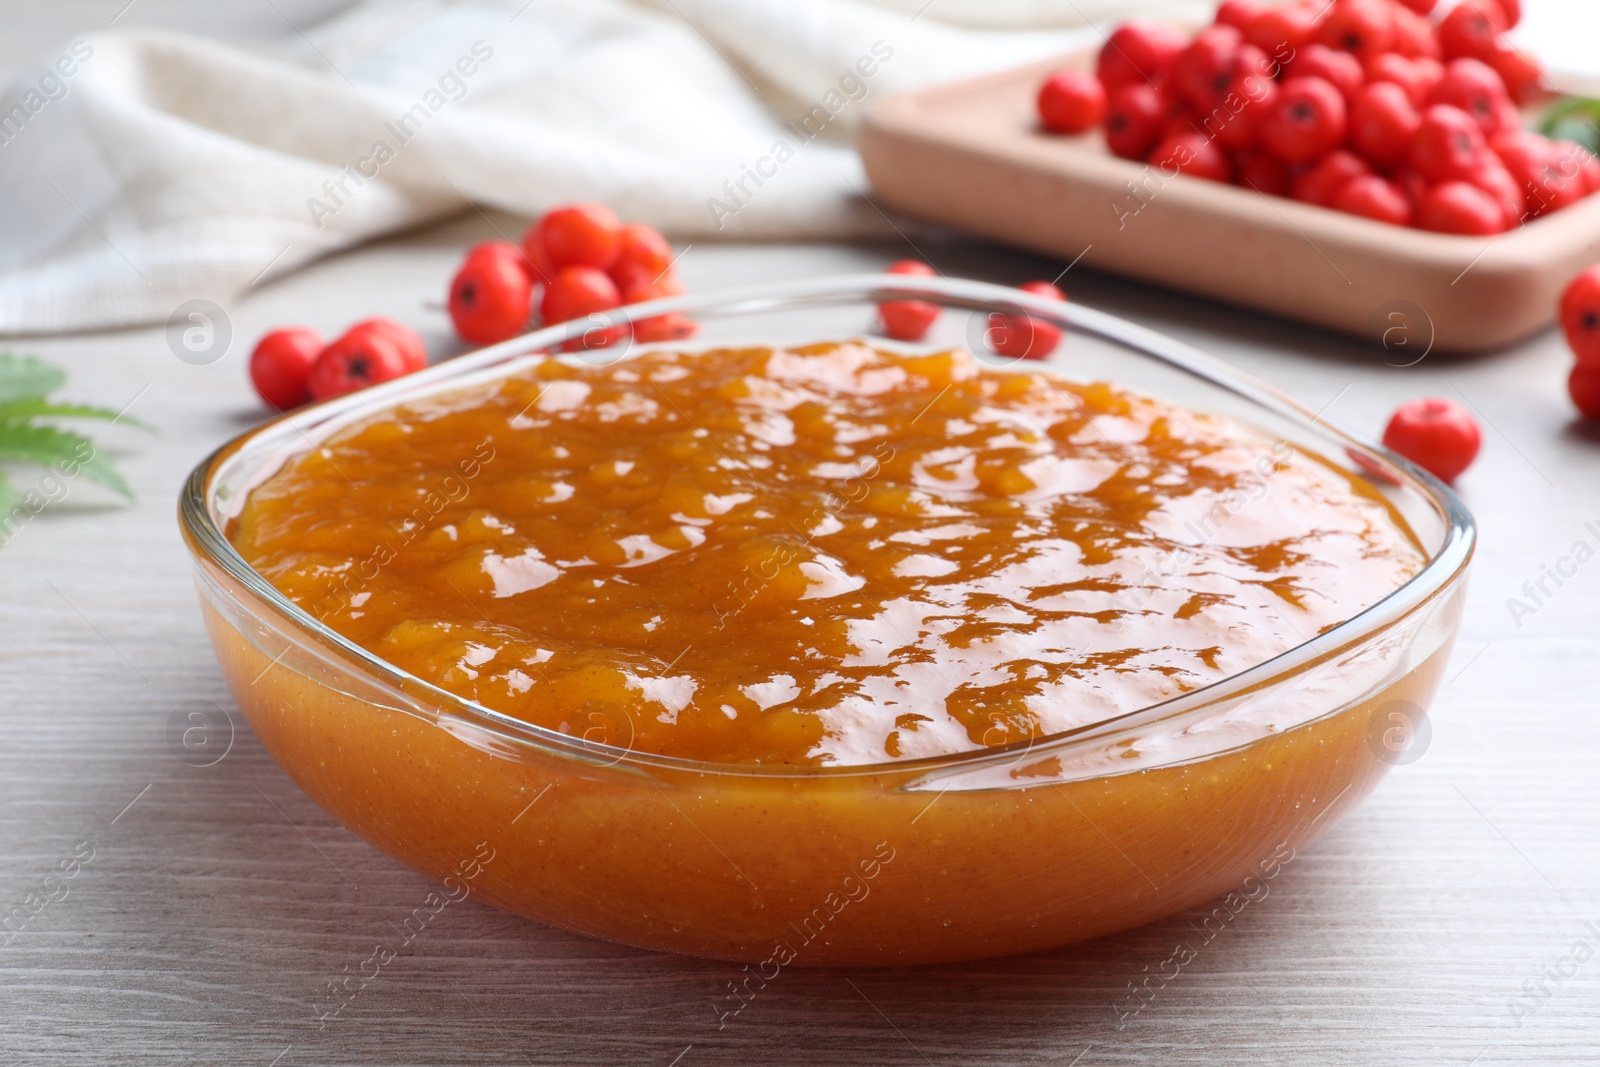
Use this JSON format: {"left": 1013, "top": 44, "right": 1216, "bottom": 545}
{"left": 179, "top": 273, "right": 1476, "bottom": 781}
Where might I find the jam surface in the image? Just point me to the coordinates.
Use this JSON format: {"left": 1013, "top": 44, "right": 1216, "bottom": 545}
{"left": 231, "top": 342, "right": 1424, "bottom": 766}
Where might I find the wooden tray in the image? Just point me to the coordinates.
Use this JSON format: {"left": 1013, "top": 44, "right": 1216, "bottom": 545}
{"left": 859, "top": 50, "right": 1600, "bottom": 354}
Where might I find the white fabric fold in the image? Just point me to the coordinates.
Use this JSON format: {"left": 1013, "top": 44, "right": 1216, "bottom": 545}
{"left": 0, "top": 0, "right": 1202, "bottom": 334}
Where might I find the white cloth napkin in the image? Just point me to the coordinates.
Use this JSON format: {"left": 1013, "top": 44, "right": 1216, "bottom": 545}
{"left": 0, "top": 0, "right": 1205, "bottom": 334}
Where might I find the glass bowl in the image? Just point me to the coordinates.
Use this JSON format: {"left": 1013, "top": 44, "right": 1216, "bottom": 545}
{"left": 179, "top": 275, "right": 1474, "bottom": 967}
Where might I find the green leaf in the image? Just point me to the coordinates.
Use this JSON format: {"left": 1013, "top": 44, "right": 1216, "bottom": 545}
{"left": 0, "top": 355, "right": 142, "bottom": 539}
{"left": 0, "top": 423, "right": 133, "bottom": 499}
{"left": 0, "top": 353, "right": 67, "bottom": 404}
{"left": 0, "top": 398, "right": 151, "bottom": 430}
{"left": 1539, "top": 97, "right": 1600, "bottom": 154}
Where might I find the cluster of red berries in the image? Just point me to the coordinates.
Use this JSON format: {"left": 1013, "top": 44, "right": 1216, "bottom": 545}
{"left": 249, "top": 203, "right": 694, "bottom": 410}
{"left": 249, "top": 318, "right": 427, "bottom": 409}
{"left": 1037, "top": 0, "right": 1598, "bottom": 234}
{"left": 875, "top": 260, "right": 1069, "bottom": 360}
{"left": 1560, "top": 267, "right": 1600, "bottom": 420}
{"left": 449, "top": 203, "right": 695, "bottom": 349}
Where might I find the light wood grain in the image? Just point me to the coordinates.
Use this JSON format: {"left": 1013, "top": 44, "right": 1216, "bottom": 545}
{"left": 2, "top": 219, "right": 1599, "bottom": 1065}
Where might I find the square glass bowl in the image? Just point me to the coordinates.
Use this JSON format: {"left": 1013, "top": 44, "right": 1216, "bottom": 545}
{"left": 179, "top": 275, "right": 1474, "bottom": 966}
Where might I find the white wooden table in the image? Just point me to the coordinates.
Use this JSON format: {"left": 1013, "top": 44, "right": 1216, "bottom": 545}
{"left": 4, "top": 5, "right": 1600, "bottom": 1065}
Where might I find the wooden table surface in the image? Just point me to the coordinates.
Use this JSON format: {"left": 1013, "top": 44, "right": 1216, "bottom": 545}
{"left": 3, "top": 216, "right": 1598, "bottom": 1066}
{"left": 4, "top": 4, "right": 1600, "bottom": 1063}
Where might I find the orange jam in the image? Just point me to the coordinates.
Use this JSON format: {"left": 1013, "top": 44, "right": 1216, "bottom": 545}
{"left": 231, "top": 342, "right": 1423, "bottom": 767}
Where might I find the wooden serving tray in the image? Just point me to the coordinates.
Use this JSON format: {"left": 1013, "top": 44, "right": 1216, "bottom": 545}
{"left": 859, "top": 50, "right": 1600, "bottom": 354}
